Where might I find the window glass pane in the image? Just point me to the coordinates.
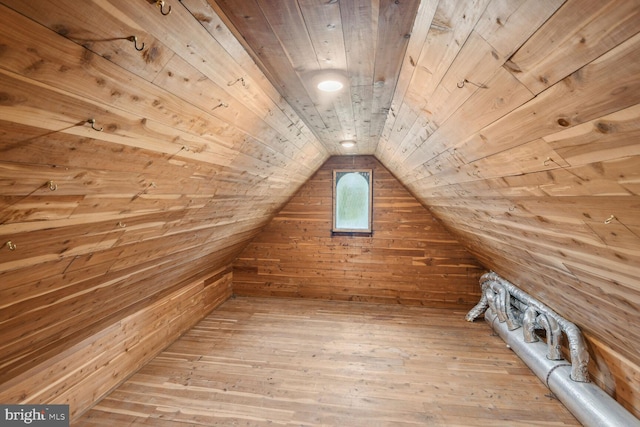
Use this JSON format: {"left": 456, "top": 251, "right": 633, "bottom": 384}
{"left": 333, "top": 170, "right": 371, "bottom": 232}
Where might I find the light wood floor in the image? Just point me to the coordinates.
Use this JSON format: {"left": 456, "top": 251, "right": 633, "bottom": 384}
{"left": 76, "top": 297, "right": 579, "bottom": 426}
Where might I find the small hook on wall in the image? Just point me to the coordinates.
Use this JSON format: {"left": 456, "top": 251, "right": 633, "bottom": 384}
{"left": 604, "top": 215, "right": 616, "bottom": 224}
{"left": 212, "top": 102, "right": 229, "bottom": 111}
{"left": 227, "top": 77, "right": 246, "bottom": 87}
{"left": 117, "top": 221, "right": 126, "bottom": 228}
{"left": 48, "top": 180, "right": 57, "bottom": 191}
{"left": 156, "top": 0, "right": 172, "bottom": 15}
{"left": 457, "top": 79, "right": 487, "bottom": 89}
{"left": 6, "top": 241, "right": 16, "bottom": 251}
{"left": 127, "top": 35, "right": 145, "bottom": 51}
{"left": 87, "top": 118, "right": 103, "bottom": 132}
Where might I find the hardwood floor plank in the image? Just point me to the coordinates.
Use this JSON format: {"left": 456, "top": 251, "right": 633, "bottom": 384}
{"left": 76, "top": 297, "right": 579, "bottom": 426}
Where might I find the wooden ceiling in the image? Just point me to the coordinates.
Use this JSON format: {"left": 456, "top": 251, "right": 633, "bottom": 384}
{"left": 1, "top": 0, "right": 640, "bottom": 418}
{"left": 211, "top": 0, "right": 422, "bottom": 155}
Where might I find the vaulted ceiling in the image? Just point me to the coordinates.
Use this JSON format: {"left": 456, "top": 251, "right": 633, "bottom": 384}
{"left": 212, "top": 0, "right": 422, "bottom": 154}
{"left": 1, "top": 0, "right": 639, "bottom": 416}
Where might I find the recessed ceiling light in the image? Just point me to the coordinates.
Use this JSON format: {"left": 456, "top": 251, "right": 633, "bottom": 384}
{"left": 307, "top": 69, "right": 348, "bottom": 95}
{"left": 317, "top": 80, "right": 344, "bottom": 92}
{"left": 340, "top": 140, "right": 356, "bottom": 148}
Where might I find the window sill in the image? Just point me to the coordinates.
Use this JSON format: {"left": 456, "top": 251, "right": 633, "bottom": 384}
{"left": 331, "top": 230, "right": 373, "bottom": 237}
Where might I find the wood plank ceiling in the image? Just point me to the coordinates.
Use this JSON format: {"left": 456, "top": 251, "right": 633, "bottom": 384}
{"left": 1, "top": 0, "right": 640, "bottom": 419}
{"left": 212, "top": 0, "right": 422, "bottom": 154}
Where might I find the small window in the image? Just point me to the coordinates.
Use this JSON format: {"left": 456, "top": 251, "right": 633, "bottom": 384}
{"left": 332, "top": 169, "right": 372, "bottom": 233}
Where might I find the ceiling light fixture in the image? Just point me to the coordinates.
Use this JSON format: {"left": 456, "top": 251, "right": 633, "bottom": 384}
{"left": 340, "top": 140, "right": 356, "bottom": 148}
{"left": 317, "top": 79, "right": 344, "bottom": 92}
{"left": 308, "top": 69, "right": 348, "bottom": 94}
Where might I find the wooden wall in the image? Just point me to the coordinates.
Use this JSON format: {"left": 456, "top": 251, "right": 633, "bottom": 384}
{"left": 373, "top": 0, "right": 640, "bottom": 416}
{"left": 0, "top": 269, "right": 232, "bottom": 420}
{"left": 234, "top": 156, "right": 485, "bottom": 307}
{"left": 0, "top": 0, "right": 327, "bottom": 421}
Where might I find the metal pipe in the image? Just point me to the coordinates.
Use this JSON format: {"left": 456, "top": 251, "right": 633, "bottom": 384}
{"left": 492, "top": 281, "right": 521, "bottom": 330}
{"left": 522, "top": 306, "right": 538, "bottom": 343}
{"left": 537, "top": 313, "right": 562, "bottom": 361}
{"left": 468, "top": 272, "right": 589, "bottom": 382}
{"left": 485, "top": 309, "right": 640, "bottom": 427}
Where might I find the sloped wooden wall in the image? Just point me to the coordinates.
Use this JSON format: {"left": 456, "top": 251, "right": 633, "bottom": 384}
{"left": 374, "top": 0, "right": 640, "bottom": 415}
{"left": 0, "top": 0, "right": 327, "bottom": 420}
{"left": 234, "top": 156, "right": 485, "bottom": 307}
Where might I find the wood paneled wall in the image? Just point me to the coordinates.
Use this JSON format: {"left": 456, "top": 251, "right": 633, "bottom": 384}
{"left": 0, "top": 268, "right": 232, "bottom": 420}
{"left": 234, "top": 156, "right": 485, "bottom": 307}
{"left": 0, "top": 1, "right": 327, "bottom": 421}
{"left": 373, "top": 0, "right": 640, "bottom": 416}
